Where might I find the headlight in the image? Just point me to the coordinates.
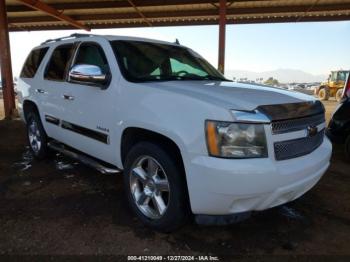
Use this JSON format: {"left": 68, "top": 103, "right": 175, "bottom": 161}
{"left": 205, "top": 120, "right": 268, "bottom": 158}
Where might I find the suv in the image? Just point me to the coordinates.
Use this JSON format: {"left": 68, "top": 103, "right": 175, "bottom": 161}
{"left": 327, "top": 75, "right": 350, "bottom": 158}
{"left": 18, "top": 34, "right": 332, "bottom": 231}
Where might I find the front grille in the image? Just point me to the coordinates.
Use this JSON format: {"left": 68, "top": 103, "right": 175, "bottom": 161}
{"left": 271, "top": 113, "right": 325, "bottom": 134}
{"left": 274, "top": 129, "right": 324, "bottom": 161}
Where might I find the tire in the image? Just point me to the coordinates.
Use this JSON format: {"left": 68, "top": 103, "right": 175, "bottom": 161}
{"left": 26, "top": 110, "right": 49, "bottom": 159}
{"left": 318, "top": 87, "right": 329, "bottom": 101}
{"left": 123, "top": 142, "right": 189, "bottom": 232}
{"left": 314, "top": 86, "right": 320, "bottom": 96}
{"left": 336, "top": 89, "right": 344, "bottom": 102}
{"left": 345, "top": 135, "right": 350, "bottom": 160}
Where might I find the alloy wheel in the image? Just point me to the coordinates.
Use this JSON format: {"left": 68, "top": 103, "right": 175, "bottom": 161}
{"left": 28, "top": 120, "right": 42, "bottom": 154}
{"left": 129, "top": 156, "right": 170, "bottom": 220}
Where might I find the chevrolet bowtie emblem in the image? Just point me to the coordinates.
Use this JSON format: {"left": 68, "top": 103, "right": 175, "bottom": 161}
{"left": 307, "top": 125, "right": 318, "bottom": 137}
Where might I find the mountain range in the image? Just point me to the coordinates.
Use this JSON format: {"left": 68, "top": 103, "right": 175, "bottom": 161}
{"left": 225, "top": 69, "right": 327, "bottom": 83}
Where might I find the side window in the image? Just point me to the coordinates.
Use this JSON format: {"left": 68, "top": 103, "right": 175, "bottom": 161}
{"left": 331, "top": 72, "right": 337, "bottom": 82}
{"left": 45, "top": 44, "right": 74, "bottom": 81}
{"left": 338, "top": 71, "right": 347, "bottom": 82}
{"left": 20, "top": 47, "right": 49, "bottom": 78}
{"left": 73, "top": 43, "right": 109, "bottom": 74}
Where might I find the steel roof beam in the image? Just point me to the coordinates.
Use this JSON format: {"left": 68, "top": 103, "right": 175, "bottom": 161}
{"left": 9, "top": 13, "right": 350, "bottom": 32}
{"left": 16, "top": 0, "right": 90, "bottom": 31}
{"left": 7, "top": 0, "right": 270, "bottom": 12}
{"left": 8, "top": 3, "right": 350, "bottom": 24}
{"left": 127, "top": 0, "right": 152, "bottom": 26}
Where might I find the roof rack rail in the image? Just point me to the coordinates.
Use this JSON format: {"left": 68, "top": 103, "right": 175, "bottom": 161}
{"left": 40, "top": 33, "right": 97, "bottom": 45}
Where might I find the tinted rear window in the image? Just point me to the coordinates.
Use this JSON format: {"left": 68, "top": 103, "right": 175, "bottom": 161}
{"left": 44, "top": 44, "right": 74, "bottom": 81}
{"left": 20, "top": 47, "right": 49, "bottom": 78}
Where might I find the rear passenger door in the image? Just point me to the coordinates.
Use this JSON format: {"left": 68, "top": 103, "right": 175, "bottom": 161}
{"left": 56, "top": 41, "right": 118, "bottom": 164}
{"left": 40, "top": 43, "right": 76, "bottom": 141}
{"left": 19, "top": 46, "right": 49, "bottom": 120}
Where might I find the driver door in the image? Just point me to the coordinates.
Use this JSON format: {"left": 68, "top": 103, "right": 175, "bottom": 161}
{"left": 57, "top": 40, "right": 118, "bottom": 164}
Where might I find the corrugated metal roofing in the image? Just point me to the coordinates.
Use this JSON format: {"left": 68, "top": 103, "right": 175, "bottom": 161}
{"left": 5, "top": 0, "right": 350, "bottom": 31}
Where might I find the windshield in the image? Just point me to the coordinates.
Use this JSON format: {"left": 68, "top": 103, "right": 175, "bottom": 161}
{"left": 338, "top": 71, "right": 349, "bottom": 82}
{"left": 110, "top": 40, "right": 228, "bottom": 82}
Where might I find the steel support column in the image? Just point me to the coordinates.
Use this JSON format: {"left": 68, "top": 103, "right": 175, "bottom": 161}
{"left": 0, "top": 0, "right": 16, "bottom": 119}
{"left": 218, "top": 0, "right": 226, "bottom": 74}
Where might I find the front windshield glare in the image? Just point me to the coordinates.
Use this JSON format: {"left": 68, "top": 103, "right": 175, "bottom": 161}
{"left": 110, "top": 40, "right": 228, "bottom": 82}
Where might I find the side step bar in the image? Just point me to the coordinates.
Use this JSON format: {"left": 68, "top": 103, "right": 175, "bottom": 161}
{"left": 48, "top": 141, "right": 121, "bottom": 175}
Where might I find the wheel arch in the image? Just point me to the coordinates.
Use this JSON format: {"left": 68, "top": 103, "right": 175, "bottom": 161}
{"left": 120, "top": 127, "right": 185, "bottom": 171}
{"left": 23, "top": 99, "right": 40, "bottom": 122}
{"left": 120, "top": 127, "right": 192, "bottom": 219}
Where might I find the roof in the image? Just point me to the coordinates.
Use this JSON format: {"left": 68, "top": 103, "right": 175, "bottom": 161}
{"left": 6, "top": 0, "right": 350, "bottom": 32}
{"left": 37, "top": 33, "right": 184, "bottom": 48}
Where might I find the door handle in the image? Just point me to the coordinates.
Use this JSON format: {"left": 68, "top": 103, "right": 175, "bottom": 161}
{"left": 62, "top": 94, "right": 75, "bottom": 101}
{"left": 35, "top": 89, "right": 46, "bottom": 94}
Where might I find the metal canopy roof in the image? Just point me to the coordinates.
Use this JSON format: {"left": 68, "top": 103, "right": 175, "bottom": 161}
{"left": 6, "top": 0, "right": 350, "bottom": 32}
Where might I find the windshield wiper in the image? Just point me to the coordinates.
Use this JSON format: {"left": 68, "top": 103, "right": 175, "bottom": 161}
{"left": 203, "top": 75, "right": 230, "bottom": 81}
{"left": 135, "top": 74, "right": 229, "bottom": 82}
{"left": 134, "top": 75, "right": 176, "bottom": 82}
{"left": 173, "top": 74, "right": 227, "bottom": 81}
{"left": 178, "top": 74, "right": 228, "bottom": 81}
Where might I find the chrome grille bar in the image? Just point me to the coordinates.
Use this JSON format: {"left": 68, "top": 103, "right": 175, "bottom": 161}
{"left": 272, "top": 113, "right": 325, "bottom": 134}
{"left": 274, "top": 129, "right": 325, "bottom": 161}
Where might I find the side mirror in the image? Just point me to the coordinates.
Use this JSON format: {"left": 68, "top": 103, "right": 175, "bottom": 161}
{"left": 68, "top": 64, "right": 108, "bottom": 87}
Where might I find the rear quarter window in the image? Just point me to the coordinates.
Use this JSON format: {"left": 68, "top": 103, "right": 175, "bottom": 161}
{"left": 20, "top": 47, "right": 49, "bottom": 78}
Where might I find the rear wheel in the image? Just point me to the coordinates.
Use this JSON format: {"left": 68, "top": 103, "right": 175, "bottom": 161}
{"left": 336, "top": 88, "right": 344, "bottom": 102}
{"left": 123, "top": 142, "right": 189, "bottom": 232}
{"left": 26, "top": 111, "right": 49, "bottom": 159}
{"left": 318, "top": 87, "right": 329, "bottom": 101}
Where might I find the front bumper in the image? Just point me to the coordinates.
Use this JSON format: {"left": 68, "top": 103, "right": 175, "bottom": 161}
{"left": 185, "top": 137, "right": 332, "bottom": 215}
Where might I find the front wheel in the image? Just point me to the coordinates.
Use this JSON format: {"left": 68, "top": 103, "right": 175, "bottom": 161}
{"left": 318, "top": 87, "right": 329, "bottom": 101}
{"left": 336, "top": 89, "right": 344, "bottom": 102}
{"left": 26, "top": 111, "right": 49, "bottom": 159}
{"left": 123, "top": 142, "right": 189, "bottom": 232}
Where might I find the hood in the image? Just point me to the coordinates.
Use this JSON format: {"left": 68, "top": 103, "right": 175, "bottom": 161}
{"left": 144, "top": 81, "right": 316, "bottom": 111}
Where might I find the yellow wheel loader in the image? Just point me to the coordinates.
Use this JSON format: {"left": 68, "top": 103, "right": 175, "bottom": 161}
{"left": 315, "top": 70, "right": 349, "bottom": 101}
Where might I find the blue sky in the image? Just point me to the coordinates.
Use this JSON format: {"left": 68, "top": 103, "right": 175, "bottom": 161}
{"left": 8, "top": 21, "right": 350, "bottom": 77}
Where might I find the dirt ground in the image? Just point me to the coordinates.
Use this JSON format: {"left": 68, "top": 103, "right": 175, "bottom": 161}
{"left": 0, "top": 98, "right": 349, "bottom": 258}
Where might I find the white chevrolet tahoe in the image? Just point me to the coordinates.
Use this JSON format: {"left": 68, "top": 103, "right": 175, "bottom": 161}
{"left": 18, "top": 33, "right": 332, "bottom": 231}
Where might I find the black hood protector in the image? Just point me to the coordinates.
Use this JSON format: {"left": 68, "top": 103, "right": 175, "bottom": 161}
{"left": 257, "top": 100, "right": 324, "bottom": 122}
